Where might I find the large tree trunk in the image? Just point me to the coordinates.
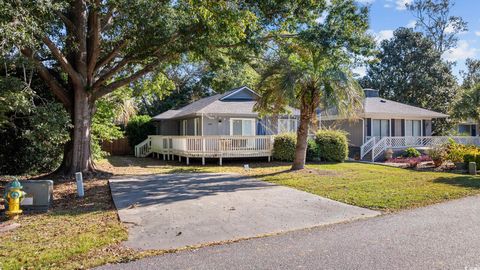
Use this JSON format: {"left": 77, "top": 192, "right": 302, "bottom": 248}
{"left": 58, "top": 87, "right": 96, "bottom": 175}
{"left": 292, "top": 107, "right": 311, "bottom": 170}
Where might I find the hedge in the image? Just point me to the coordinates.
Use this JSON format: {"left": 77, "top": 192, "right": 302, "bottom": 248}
{"left": 125, "top": 115, "right": 156, "bottom": 147}
{"left": 273, "top": 133, "right": 297, "bottom": 161}
{"left": 314, "top": 130, "right": 348, "bottom": 162}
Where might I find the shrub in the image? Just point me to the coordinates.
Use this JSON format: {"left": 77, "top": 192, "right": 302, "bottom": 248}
{"left": 404, "top": 147, "right": 421, "bottom": 158}
{"left": 125, "top": 115, "right": 156, "bottom": 147}
{"left": 314, "top": 130, "right": 348, "bottom": 162}
{"left": 273, "top": 133, "right": 297, "bottom": 161}
{"left": 306, "top": 139, "right": 320, "bottom": 161}
{"left": 426, "top": 146, "right": 447, "bottom": 167}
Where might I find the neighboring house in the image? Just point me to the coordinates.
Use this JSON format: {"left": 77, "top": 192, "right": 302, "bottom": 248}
{"left": 456, "top": 118, "right": 479, "bottom": 136}
{"left": 151, "top": 86, "right": 300, "bottom": 136}
{"left": 320, "top": 89, "right": 449, "bottom": 159}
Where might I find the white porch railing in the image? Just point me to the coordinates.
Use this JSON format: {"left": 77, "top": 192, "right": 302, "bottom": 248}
{"left": 134, "top": 137, "right": 152, "bottom": 157}
{"left": 364, "top": 136, "right": 480, "bottom": 161}
{"left": 136, "top": 135, "right": 274, "bottom": 164}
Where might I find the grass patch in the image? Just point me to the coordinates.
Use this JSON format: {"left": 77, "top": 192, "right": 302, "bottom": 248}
{"left": 0, "top": 177, "right": 161, "bottom": 270}
{"left": 253, "top": 162, "right": 480, "bottom": 211}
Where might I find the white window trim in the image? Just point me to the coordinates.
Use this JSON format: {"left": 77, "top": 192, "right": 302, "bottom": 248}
{"left": 230, "top": 118, "right": 256, "bottom": 136}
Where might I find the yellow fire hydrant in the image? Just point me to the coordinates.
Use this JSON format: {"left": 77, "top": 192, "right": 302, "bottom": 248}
{"left": 3, "top": 179, "right": 26, "bottom": 220}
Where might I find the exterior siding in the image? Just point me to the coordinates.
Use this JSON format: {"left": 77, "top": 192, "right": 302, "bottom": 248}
{"left": 321, "top": 119, "right": 364, "bottom": 147}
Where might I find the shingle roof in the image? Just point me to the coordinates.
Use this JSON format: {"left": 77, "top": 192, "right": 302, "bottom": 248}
{"left": 364, "top": 97, "right": 448, "bottom": 118}
{"left": 152, "top": 86, "right": 300, "bottom": 120}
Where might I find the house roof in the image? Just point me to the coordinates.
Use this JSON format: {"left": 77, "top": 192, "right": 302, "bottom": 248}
{"left": 152, "top": 86, "right": 300, "bottom": 120}
{"left": 321, "top": 92, "right": 448, "bottom": 120}
{"left": 363, "top": 97, "right": 448, "bottom": 119}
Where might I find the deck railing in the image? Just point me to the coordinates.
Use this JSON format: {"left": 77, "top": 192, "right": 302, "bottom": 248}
{"left": 137, "top": 135, "right": 274, "bottom": 164}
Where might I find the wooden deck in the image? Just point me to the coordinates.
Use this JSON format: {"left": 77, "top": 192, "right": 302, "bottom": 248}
{"left": 135, "top": 135, "right": 274, "bottom": 165}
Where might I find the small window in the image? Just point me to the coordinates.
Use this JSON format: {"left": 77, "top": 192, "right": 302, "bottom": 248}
{"left": 278, "top": 118, "right": 298, "bottom": 133}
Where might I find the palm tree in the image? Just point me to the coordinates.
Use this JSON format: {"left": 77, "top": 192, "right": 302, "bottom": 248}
{"left": 256, "top": 45, "right": 364, "bottom": 170}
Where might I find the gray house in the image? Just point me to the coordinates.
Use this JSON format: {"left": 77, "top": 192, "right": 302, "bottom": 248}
{"left": 320, "top": 89, "right": 449, "bottom": 159}
{"left": 152, "top": 86, "right": 300, "bottom": 137}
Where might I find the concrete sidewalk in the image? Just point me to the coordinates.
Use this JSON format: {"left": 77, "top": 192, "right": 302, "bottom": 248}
{"left": 109, "top": 173, "right": 379, "bottom": 250}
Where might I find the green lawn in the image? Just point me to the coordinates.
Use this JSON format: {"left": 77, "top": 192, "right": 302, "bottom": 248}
{"left": 250, "top": 162, "right": 480, "bottom": 211}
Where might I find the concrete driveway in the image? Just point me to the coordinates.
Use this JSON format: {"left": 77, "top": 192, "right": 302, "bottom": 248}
{"left": 109, "top": 173, "right": 379, "bottom": 250}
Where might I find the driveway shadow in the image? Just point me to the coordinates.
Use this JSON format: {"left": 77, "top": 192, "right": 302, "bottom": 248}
{"left": 110, "top": 173, "right": 274, "bottom": 209}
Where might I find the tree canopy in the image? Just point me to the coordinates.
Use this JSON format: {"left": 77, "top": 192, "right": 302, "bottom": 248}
{"left": 0, "top": 0, "right": 329, "bottom": 174}
{"left": 361, "top": 28, "right": 457, "bottom": 134}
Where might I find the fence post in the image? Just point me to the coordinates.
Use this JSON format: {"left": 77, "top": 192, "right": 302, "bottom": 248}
{"left": 75, "top": 172, "right": 84, "bottom": 198}
{"left": 469, "top": 162, "right": 477, "bottom": 175}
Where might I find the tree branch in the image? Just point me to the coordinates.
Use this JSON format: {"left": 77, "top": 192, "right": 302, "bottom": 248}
{"left": 87, "top": 0, "right": 101, "bottom": 83}
{"left": 56, "top": 11, "right": 76, "bottom": 32}
{"left": 41, "top": 36, "right": 83, "bottom": 86}
{"left": 21, "top": 48, "right": 73, "bottom": 109}
{"left": 93, "top": 62, "right": 158, "bottom": 99}
{"left": 92, "top": 57, "right": 132, "bottom": 89}
{"left": 94, "top": 39, "right": 128, "bottom": 72}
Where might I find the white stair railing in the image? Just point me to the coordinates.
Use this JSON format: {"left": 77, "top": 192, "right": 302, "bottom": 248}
{"left": 134, "top": 137, "right": 152, "bottom": 157}
{"left": 360, "top": 137, "right": 376, "bottom": 160}
{"left": 371, "top": 137, "right": 388, "bottom": 162}
{"left": 361, "top": 136, "right": 480, "bottom": 162}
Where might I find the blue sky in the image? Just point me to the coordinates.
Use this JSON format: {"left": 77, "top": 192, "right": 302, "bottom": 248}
{"left": 355, "top": 0, "right": 480, "bottom": 81}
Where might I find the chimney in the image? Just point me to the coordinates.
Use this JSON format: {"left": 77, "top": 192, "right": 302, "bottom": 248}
{"left": 364, "top": 88, "right": 379, "bottom": 98}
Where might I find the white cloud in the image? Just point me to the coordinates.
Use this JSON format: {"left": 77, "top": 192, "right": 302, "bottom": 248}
{"left": 476, "top": 31, "right": 480, "bottom": 37}
{"left": 443, "top": 40, "right": 478, "bottom": 61}
{"left": 375, "top": 30, "right": 394, "bottom": 43}
{"left": 396, "top": 0, "right": 412, "bottom": 11}
{"left": 406, "top": 20, "right": 416, "bottom": 28}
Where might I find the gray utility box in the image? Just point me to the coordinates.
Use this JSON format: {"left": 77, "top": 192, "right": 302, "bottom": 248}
{"left": 20, "top": 180, "right": 53, "bottom": 211}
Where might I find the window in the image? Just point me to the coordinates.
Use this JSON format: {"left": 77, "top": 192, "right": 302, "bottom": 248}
{"left": 405, "top": 120, "right": 422, "bottom": 136}
{"left": 181, "top": 120, "right": 187, "bottom": 135}
{"left": 372, "top": 119, "right": 389, "bottom": 138}
{"left": 278, "top": 118, "right": 298, "bottom": 133}
{"left": 194, "top": 118, "right": 201, "bottom": 135}
{"left": 230, "top": 118, "right": 255, "bottom": 136}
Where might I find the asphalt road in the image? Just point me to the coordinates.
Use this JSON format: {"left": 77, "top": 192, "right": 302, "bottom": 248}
{"left": 98, "top": 195, "right": 480, "bottom": 270}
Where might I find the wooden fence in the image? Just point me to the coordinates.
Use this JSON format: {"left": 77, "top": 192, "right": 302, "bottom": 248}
{"left": 101, "top": 137, "right": 132, "bottom": 155}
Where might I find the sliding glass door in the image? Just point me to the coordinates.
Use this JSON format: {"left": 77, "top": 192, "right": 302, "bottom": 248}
{"left": 372, "top": 119, "right": 389, "bottom": 138}
{"left": 405, "top": 120, "right": 422, "bottom": 136}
